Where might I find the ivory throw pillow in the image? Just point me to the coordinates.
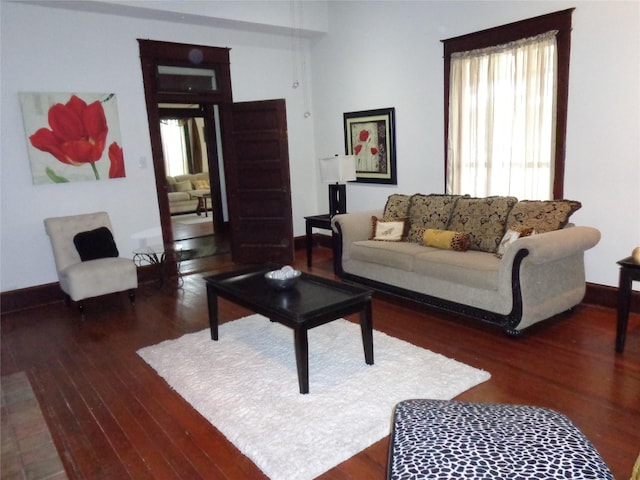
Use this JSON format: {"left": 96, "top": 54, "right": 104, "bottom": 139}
{"left": 495, "top": 224, "right": 536, "bottom": 259}
{"left": 422, "top": 229, "right": 471, "bottom": 251}
{"left": 370, "top": 216, "right": 407, "bottom": 242}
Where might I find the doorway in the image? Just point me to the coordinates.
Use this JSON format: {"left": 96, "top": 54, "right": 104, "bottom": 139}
{"left": 138, "top": 40, "right": 233, "bottom": 263}
{"left": 138, "top": 39, "right": 295, "bottom": 265}
{"left": 158, "top": 103, "right": 229, "bottom": 259}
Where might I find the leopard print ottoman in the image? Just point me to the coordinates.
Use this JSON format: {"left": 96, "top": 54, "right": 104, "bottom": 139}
{"left": 388, "top": 400, "right": 613, "bottom": 480}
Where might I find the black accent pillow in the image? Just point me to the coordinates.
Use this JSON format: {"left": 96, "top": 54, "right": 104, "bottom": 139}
{"left": 73, "top": 227, "right": 119, "bottom": 261}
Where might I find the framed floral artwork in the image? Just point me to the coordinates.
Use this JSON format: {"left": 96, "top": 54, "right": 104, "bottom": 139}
{"left": 19, "top": 92, "right": 125, "bottom": 184}
{"left": 343, "top": 107, "right": 396, "bottom": 184}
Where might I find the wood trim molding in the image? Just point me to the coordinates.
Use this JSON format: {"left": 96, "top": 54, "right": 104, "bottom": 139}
{"left": 1, "top": 266, "right": 158, "bottom": 313}
{"left": 442, "top": 8, "right": 574, "bottom": 198}
{"left": 3, "top": 262, "right": 636, "bottom": 316}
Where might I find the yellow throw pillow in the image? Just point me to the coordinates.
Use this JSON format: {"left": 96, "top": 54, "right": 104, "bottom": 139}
{"left": 422, "top": 229, "right": 471, "bottom": 251}
{"left": 370, "top": 216, "right": 407, "bottom": 242}
{"left": 193, "top": 180, "right": 210, "bottom": 190}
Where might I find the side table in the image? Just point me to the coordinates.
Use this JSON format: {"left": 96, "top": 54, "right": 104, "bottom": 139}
{"left": 133, "top": 245, "right": 184, "bottom": 288}
{"left": 304, "top": 214, "right": 332, "bottom": 267}
{"left": 193, "top": 192, "right": 211, "bottom": 217}
{"left": 616, "top": 256, "right": 640, "bottom": 352}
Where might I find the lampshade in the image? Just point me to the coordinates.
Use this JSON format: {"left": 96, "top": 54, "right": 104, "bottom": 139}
{"left": 319, "top": 155, "right": 357, "bottom": 183}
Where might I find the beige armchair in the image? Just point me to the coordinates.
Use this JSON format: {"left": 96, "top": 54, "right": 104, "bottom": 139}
{"left": 44, "top": 211, "right": 137, "bottom": 313}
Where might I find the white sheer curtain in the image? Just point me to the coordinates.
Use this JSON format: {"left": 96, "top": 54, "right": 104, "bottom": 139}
{"left": 160, "top": 119, "right": 189, "bottom": 177}
{"left": 447, "top": 31, "right": 558, "bottom": 200}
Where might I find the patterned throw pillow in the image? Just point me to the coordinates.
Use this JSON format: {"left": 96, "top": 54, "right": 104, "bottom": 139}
{"left": 422, "top": 229, "right": 471, "bottom": 251}
{"left": 407, "top": 194, "right": 463, "bottom": 243}
{"left": 507, "top": 200, "right": 582, "bottom": 233}
{"left": 383, "top": 194, "right": 412, "bottom": 219}
{"left": 446, "top": 196, "right": 519, "bottom": 253}
{"left": 370, "top": 216, "right": 407, "bottom": 242}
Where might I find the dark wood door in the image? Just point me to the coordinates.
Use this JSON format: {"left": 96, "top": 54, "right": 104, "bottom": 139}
{"left": 225, "top": 99, "right": 294, "bottom": 264}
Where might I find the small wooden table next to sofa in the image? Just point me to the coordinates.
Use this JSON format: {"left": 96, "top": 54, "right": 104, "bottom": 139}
{"left": 193, "top": 192, "right": 212, "bottom": 217}
{"left": 304, "top": 214, "right": 332, "bottom": 267}
{"left": 616, "top": 256, "right": 640, "bottom": 353}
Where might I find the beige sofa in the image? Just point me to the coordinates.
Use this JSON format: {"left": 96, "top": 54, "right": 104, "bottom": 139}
{"left": 166, "top": 173, "right": 211, "bottom": 215}
{"left": 332, "top": 194, "right": 601, "bottom": 336}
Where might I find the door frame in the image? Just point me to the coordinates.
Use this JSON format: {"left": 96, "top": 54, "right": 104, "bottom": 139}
{"left": 157, "top": 104, "right": 225, "bottom": 232}
{"left": 138, "top": 39, "right": 233, "bottom": 247}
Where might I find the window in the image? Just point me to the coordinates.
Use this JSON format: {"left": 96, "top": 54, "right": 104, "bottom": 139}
{"left": 442, "top": 9, "right": 574, "bottom": 200}
{"left": 160, "top": 119, "right": 190, "bottom": 176}
{"left": 160, "top": 118, "right": 205, "bottom": 176}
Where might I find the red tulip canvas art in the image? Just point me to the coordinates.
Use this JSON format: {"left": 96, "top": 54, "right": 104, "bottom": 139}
{"left": 20, "top": 92, "right": 126, "bottom": 183}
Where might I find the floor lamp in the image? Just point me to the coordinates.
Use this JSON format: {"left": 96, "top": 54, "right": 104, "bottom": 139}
{"left": 319, "top": 155, "right": 357, "bottom": 217}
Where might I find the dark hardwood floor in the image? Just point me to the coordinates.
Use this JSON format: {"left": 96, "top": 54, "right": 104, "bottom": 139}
{"left": 1, "top": 245, "right": 639, "bottom": 479}
{"left": 171, "top": 213, "right": 214, "bottom": 241}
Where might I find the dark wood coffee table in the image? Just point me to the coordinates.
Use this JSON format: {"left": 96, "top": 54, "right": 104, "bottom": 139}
{"left": 205, "top": 265, "right": 374, "bottom": 393}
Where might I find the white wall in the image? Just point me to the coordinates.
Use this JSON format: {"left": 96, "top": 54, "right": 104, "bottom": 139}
{"left": 310, "top": 0, "right": 640, "bottom": 289}
{"left": 0, "top": 0, "right": 320, "bottom": 292}
{"left": 1, "top": 0, "right": 638, "bottom": 293}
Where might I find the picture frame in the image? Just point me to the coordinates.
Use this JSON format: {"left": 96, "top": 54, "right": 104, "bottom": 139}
{"left": 19, "top": 92, "right": 125, "bottom": 184}
{"left": 343, "top": 107, "right": 396, "bottom": 184}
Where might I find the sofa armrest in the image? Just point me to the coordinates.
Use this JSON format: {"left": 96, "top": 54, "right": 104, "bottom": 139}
{"left": 501, "top": 226, "right": 601, "bottom": 266}
{"left": 497, "top": 226, "right": 601, "bottom": 321}
{"left": 332, "top": 209, "right": 383, "bottom": 262}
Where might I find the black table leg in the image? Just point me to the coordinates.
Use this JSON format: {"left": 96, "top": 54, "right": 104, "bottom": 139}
{"left": 294, "top": 327, "right": 309, "bottom": 394}
{"left": 306, "top": 220, "right": 313, "bottom": 267}
{"left": 360, "top": 300, "right": 374, "bottom": 365}
{"left": 207, "top": 284, "right": 219, "bottom": 340}
{"left": 304, "top": 215, "right": 332, "bottom": 268}
{"left": 616, "top": 268, "right": 632, "bottom": 353}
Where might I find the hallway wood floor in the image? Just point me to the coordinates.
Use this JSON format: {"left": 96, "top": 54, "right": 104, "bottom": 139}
{"left": 1, "top": 246, "right": 638, "bottom": 479}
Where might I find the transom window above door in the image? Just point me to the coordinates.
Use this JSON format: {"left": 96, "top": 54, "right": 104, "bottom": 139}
{"left": 156, "top": 65, "right": 218, "bottom": 94}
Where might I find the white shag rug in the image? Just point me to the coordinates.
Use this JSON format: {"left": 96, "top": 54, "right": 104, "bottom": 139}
{"left": 137, "top": 314, "right": 491, "bottom": 480}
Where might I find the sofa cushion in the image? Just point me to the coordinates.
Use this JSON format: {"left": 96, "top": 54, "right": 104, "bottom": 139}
{"left": 447, "top": 196, "right": 518, "bottom": 253}
{"left": 383, "top": 194, "right": 412, "bottom": 219}
{"left": 168, "top": 191, "right": 191, "bottom": 202}
{"left": 422, "top": 229, "right": 471, "bottom": 252}
{"left": 173, "top": 180, "right": 192, "bottom": 193}
{"left": 73, "top": 227, "right": 119, "bottom": 261}
{"left": 370, "top": 216, "right": 407, "bottom": 242}
{"left": 413, "top": 249, "right": 500, "bottom": 290}
{"left": 407, "top": 194, "right": 463, "bottom": 243}
{"left": 507, "top": 200, "right": 581, "bottom": 233}
{"left": 351, "top": 240, "right": 428, "bottom": 271}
